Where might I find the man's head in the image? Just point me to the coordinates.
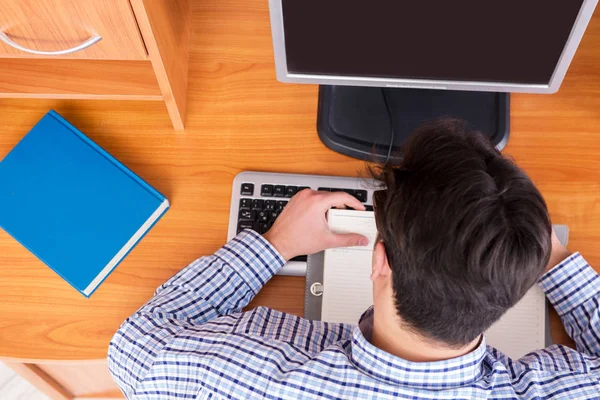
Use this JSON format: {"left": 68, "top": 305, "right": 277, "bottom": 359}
{"left": 370, "top": 119, "right": 552, "bottom": 348}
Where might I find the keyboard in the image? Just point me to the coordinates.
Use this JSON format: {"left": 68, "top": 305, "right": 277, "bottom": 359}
{"left": 228, "top": 171, "right": 376, "bottom": 276}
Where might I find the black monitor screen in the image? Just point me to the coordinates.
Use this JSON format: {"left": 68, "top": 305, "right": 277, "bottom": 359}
{"left": 282, "top": 0, "right": 583, "bottom": 84}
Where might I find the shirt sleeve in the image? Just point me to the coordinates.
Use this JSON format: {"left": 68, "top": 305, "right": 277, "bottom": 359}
{"left": 538, "top": 252, "right": 600, "bottom": 357}
{"left": 107, "top": 229, "right": 285, "bottom": 397}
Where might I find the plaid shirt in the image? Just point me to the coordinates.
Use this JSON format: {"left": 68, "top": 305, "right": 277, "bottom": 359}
{"left": 109, "top": 230, "right": 600, "bottom": 399}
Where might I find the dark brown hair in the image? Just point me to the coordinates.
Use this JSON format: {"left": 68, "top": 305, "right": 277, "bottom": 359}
{"left": 371, "top": 119, "right": 552, "bottom": 347}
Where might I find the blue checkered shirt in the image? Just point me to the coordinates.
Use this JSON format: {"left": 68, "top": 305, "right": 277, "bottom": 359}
{"left": 109, "top": 230, "right": 600, "bottom": 399}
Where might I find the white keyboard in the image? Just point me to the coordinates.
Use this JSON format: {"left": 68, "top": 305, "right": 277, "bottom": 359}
{"left": 228, "top": 171, "right": 376, "bottom": 276}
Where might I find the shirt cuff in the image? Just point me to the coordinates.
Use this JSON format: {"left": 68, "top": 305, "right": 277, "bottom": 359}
{"left": 538, "top": 252, "right": 600, "bottom": 316}
{"left": 214, "top": 229, "right": 285, "bottom": 295}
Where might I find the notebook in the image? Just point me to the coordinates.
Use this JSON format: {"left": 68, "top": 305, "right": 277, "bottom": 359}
{"left": 0, "top": 110, "right": 170, "bottom": 297}
{"left": 318, "top": 209, "right": 561, "bottom": 360}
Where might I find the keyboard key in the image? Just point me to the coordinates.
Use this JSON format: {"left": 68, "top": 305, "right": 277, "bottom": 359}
{"left": 298, "top": 186, "right": 311, "bottom": 192}
{"left": 237, "top": 221, "right": 253, "bottom": 234}
{"left": 342, "top": 188, "right": 355, "bottom": 196}
{"left": 354, "top": 190, "right": 368, "bottom": 203}
{"left": 239, "top": 198, "right": 252, "bottom": 210}
{"left": 240, "top": 183, "right": 254, "bottom": 196}
{"left": 331, "top": 188, "right": 344, "bottom": 192}
{"left": 269, "top": 211, "right": 279, "bottom": 221}
{"left": 276, "top": 200, "right": 288, "bottom": 211}
{"left": 261, "top": 184, "right": 274, "bottom": 197}
{"left": 239, "top": 210, "right": 256, "bottom": 221}
{"left": 274, "top": 185, "right": 286, "bottom": 197}
{"left": 264, "top": 200, "right": 276, "bottom": 211}
{"left": 257, "top": 211, "right": 269, "bottom": 222}
{"left": 365, "top": 205, "right": 374, "bottom": 211}
{"left": 291, "top": 255, "right": 308, "bottom": 262}
{"left": 318, "top": 187, "right": 331, "bottom": 192}
{"left": 258, "top": 222, "right": 269, "bottom": 234}
{"left": 285, "top": 186, "right": 298, "bottom": 198}
{"left": 252, "top": 199, "right": 264, "bottom": 210}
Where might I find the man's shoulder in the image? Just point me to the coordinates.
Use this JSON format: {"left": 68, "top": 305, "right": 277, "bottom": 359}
{"left": 488, "top": 344, "right": 594, "bottom": 378}
{"left": 145, "top": 307, "right": 356, "bottom": 399}
{"left": 155, "top": 307, "right": 353, "bottom": 362}
{"left": 224, "top": 307, "right": 354, "bottom": 353}
{"left": 479, "top": 345, "right": 600, "bottom": 398}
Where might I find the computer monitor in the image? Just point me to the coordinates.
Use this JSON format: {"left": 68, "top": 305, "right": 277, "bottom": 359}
{"left": 268, "top": 0, "right": 598, "bottom": 162}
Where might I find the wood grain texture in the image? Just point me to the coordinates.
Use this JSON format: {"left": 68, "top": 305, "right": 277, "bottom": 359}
{"left": 130, "top": 0, "right": 191, "bottom": 130}
{"left": 5, "top": 362, "right": 71, "bottom": 399}
{"left": 0, "top": 0, "right": 598, "bottom": 362}
{"left": 0, "top": 59, "right": 162, "bottom": 100}
{"left": 0, "top": 0, "right": 146, "bottom": 60}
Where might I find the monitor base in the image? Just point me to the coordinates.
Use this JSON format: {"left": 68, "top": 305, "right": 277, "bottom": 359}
{"left": 316, "top": 85, "right": 510, "bottom": 164}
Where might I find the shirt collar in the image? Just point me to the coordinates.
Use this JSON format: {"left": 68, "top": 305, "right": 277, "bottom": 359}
{"left": 349, "top": 307, "right": 489, "bottom": 389}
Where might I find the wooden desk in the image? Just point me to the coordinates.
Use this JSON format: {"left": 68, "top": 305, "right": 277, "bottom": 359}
{"left": 0, "top": 1, "right": 599, "bottom": 398}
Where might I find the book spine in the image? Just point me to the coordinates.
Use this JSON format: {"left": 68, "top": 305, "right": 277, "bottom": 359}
{"left": 47, "top": 110, "right": 167, "bottom": 202}
{"left": 82, "top": 198, "right": 170, "bottom": 297}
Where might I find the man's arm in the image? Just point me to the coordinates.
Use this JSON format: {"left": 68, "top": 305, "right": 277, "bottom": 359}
{"left": 108, "top": 229, "right": 285, "bottom": 397}
{"left": 539, "top": 233, "right": 600, "bottom": 357}
{"left": 108, "top": 190, "right": 367, "bottom": 397}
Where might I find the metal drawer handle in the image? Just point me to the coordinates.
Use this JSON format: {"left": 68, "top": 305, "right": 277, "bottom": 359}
{"left": 0, "top": 31, "right": 101, "bottom": 55}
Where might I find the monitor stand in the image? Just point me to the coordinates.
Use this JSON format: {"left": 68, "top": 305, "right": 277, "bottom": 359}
{"left": 317, "top": 85, "right": 510, "bottom": 164}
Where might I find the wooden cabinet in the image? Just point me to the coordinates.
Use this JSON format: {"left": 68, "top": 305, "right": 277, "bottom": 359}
{"left": 0, "top": 0, "right": 191, "bottom": 130}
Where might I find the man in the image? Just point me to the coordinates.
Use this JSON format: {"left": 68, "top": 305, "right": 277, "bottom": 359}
{"left": 108, "top": 120, "right": 600, "bottom": 399}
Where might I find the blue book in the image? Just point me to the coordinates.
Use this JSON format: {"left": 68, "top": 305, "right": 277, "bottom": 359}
{"left": 0, "top": 110, "right": 169, "bottom": 297}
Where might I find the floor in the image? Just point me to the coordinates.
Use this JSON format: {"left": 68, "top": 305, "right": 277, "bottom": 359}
{"left": 0, "top": 363, "right": 47, "bottom": 400}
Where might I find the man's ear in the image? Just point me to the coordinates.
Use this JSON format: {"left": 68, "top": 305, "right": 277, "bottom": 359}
{"left": 371, "top": 241, "right": 391, "bottom": 281}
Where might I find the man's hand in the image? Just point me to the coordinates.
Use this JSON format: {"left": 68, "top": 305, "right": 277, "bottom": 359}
{"left": 263, "top": 190, "right": 369, "bottom": 261}
{"left": 545, "top": 228, "right": 572, "bottom": 273}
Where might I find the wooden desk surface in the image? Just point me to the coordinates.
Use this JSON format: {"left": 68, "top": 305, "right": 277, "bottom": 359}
{"left": 1, "top": 2, "right": 599, "bottom": 361}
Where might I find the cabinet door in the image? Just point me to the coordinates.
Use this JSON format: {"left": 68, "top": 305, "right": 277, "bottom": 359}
{"left": 0, "top": 0, "right": 147, "bottom": 60}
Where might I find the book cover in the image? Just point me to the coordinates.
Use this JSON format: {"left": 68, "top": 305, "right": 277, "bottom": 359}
{"left": 0, "top": 110, "right": 169, "bottom": 297}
